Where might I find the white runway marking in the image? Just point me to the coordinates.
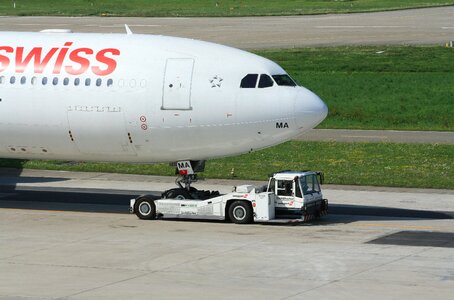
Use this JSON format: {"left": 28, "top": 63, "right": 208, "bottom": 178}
{"left": 128, "top": 24, "right": 163, "bottom": 27}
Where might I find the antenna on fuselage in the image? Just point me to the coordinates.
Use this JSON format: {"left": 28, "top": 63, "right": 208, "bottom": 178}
{"left": 125, "top": 24, "right": 133, "bottom": 35}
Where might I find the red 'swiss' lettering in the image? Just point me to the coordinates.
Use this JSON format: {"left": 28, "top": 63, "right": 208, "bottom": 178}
{"left": 65, "top": 48, "right": 93, "bottom": 75}
{"left": 0, "top": 46, "right": 13, "bottom": 72}
{"left": 53, "top": 42, "right": 73, "bottom": 74}
{"left": 16, "top": 47, "right": 59, "bottom": 73}
{"left": 92, "top": 48, "right": 120, "bottom": 76}
{"left": 0, "top": 42, "right": 120, "bottom": 76}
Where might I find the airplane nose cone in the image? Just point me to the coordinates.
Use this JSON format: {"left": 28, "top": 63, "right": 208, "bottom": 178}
{"left": 294, "top": 88, "right": 328, "bottom": 129}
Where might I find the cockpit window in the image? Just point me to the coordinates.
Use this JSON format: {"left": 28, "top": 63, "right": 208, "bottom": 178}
{"left": 258, "top": 74, "right": 274, "bottom": 88}
{"left": 272, "top": 74, "right": 297, "bottom": 87}
{"left": 240, "top": 74, "right": 258, "bottom": 88}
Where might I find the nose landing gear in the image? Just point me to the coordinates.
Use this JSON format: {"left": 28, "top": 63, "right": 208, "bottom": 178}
{"left": 161, "top": 160, "right": 220, "bottom": 200}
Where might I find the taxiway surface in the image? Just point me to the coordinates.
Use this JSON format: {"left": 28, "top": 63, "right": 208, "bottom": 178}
{"left": 1, "top": 169, "right": 453, "bottom": 299}
{"left": 296, "top": 129, "right": 454, "bottom": 144}
{"left": 0, "top": 6, "right": 453, "bottom": 48}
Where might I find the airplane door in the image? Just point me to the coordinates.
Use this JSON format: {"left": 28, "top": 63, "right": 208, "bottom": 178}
{"left": 162, "top": 58, "right": 194, "bottom": 110}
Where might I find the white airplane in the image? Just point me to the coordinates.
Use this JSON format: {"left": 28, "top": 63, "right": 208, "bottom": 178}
{"left": 0, "top": 28, "right": 327, "bottom": 191}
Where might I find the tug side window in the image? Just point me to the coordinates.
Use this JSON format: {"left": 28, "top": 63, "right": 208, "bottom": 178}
{"left": 240, "top": 74, "right": 258, "bottom": 88}
{"left": 277, "top": 180, "right": 293, "bottom": 196}
{"left": 295, "top": 178, "right": 302, "bottom": 198}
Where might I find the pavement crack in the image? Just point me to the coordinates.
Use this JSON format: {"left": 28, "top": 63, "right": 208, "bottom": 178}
{"left": 3, "top": 261, "right": 145, "bottom": 272}
{"left": 279, "top": 246, "right": 433, "bottom": 300}
{"left": 55, "top": 272, "right": 151, "bottom": 300}
{"left": 154, "top": 237, "right": 273, "bottom": 273}
{"left": 55, "top": 237, "right": 272, "bottom": 299}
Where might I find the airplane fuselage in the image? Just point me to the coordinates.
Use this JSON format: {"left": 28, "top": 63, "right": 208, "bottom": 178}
{"left": 0, "top": 31, "right": 327, "bottom": 163}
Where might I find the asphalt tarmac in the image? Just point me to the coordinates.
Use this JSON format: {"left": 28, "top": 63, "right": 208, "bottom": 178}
{"left": 1, "top": 169, "right": 454, "bottom": 299}
{"left": 0, "top": 6, "right": 453, "bottom": 48}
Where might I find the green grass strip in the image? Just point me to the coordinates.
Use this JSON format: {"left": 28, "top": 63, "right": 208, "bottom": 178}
{"left": 1, "top": 1, "right": 454, "bottom": 17}
{"left": 257, "top": 46, "right": 454, "bottom": 131}
{"left": 1, "top": 142, "right": 453, "bottom": 189}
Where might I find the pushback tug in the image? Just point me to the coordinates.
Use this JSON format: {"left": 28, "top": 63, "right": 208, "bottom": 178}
{"left": 130, "top": 161, "right": 328, "bottom": 224}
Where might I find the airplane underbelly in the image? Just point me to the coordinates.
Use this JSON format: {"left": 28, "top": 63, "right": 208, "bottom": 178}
{"left": 146, "top": 119, "right": 294, "bottom": 162}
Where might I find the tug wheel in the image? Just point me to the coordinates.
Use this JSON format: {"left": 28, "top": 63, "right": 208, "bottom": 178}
{"left": 228, "top": 201, "right": 253, "bottom": 224}
{"left": 135, "top": 198, "right": 156, "bottom": 220}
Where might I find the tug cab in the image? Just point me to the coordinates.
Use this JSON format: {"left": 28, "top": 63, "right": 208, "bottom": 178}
{"left": 267, "top": 171, "right": 326, "bottom": 216}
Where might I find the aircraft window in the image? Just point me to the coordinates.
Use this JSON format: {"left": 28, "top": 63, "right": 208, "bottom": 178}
{"left": 240, "top": 74, "right": 258, "bottom": 88}
{"left": 85, "top": 78, "right": 91, "bottom": 86}
{"left": 42, "top": 77, "right": 48, "bottom": 85}
{"left": 63, "top": 78, "right": 69, "bottom": 86}
{"left": 74, "top": 78, "right": 80, "bottom": 86}
{"left": 52, "top": 77, "right": 58, "bottom": 85}
{"left": 258, "top": 74, "right": 274, "bottom": 88}
{"left": 272, "top": 74, "right": 297, "bottom": 87}
{"left": 96, "top": 78, "right": 102, "bottom": 87}
{"left": 31, "top": 77, "right": 37, "bottom": 85}
{"left": 0, "top": 76, "right": 5, "bottom": 84}
{"left": 10, "top": 76, "right": 15, "bottom": 84}
{"left": 20, "top": 76, "right": 26, "bottom": 85}
{"left": 107, "top": 79, "right": 113, "bottom": 87}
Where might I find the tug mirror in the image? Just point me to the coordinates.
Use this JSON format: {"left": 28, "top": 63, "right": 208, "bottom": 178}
{"left": 317, "top": 172, "right": 324, "bottom": 185}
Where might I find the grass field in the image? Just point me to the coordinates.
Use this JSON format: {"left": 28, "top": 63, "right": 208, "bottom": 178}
{"left": 257, "top": 46, "right": 454, "bottom": 131}
{"left": 1, "top": 0, "right": 453, "bottom": 16}
{"left": 1, "top": 142, "right": 453, "bottom": 189}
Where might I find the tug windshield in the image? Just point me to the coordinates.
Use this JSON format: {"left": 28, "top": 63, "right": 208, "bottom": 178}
{"left": 300, "top": 175, "right": 320, "bottom": 195}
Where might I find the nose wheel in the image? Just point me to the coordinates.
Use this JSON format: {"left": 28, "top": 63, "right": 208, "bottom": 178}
{"left": 160, "top": 160, "right": 221, "bottom": 200}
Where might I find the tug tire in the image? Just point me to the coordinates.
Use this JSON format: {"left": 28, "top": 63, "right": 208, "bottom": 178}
{"left": 228, "top": 201, "right": 253, "bottom": 224}
{"left": 135, "top": 198, "right": 156, "bottom": 220}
